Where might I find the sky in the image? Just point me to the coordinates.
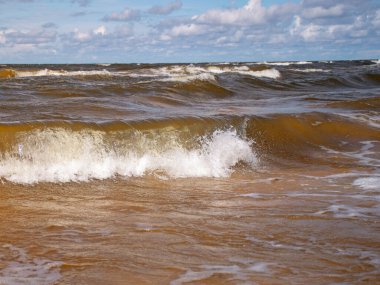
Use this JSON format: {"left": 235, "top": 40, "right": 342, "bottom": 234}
{"left": 0, "top": 0, "right": 379, "bottom": 63}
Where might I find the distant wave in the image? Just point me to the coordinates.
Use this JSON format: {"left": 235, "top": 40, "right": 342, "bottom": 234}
{"left": 0, "top": 65, "right": 281, "bottom": 81}
{"left": 263, "top": 61, "right": 312, "bottom": 66}
{"left": 291, "top": 68, "right": 330, "bottom": 73}
{"left": 137, "top": 65, "right": 281, "bottom": 81}
{"left": 16, "top": 69, "right": 113, "bottom": 77}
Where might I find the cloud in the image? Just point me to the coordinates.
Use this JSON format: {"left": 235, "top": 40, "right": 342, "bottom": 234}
{"left": 93, "top": 25, "right": 106, "bottom": 36}
{"left": 0, "top": 30, "right": 6, "bottom": 44}
{"left": 191, "top": 0, "right": 298, "bottom": 27}
{"left": 71, "top": 0, "right": 91, "bottom": 7}
{"left": 42, "top": 22, "right": 57, "bottom": 29}
{"left": 171, "top": 23, "right": 204, "bottom": 36}
{"left": 71, "top": 11, "right": 87, "bottom": 17}
{"left": 0, "top": 27, "right": 57, "bottom": 47}
{"left": 1, "top": 0, "right": 380, "bottom": 63}
{"left": 192, "top": 0, "right": 267, "bottom": 26}
{"left": 149, "top": 0, "right": 182, "bottom": 15}
{"left": 373, "top": 10, "right": 380, "bottom": 28}
{"left": 0, "top": 0, "right": 34, "bottom": 3}
{"left": 71, "top": 25, "right": 106, "bottom": 42}
{"left": 302, "top": 4, "right": 345, "bottom": 19}
{"left": 103, "top": 8, "right": 140, "bottom": 22}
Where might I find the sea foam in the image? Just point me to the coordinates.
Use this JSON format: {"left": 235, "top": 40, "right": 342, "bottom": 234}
{"left": 353, "top": 177, "right": 380, "bottom": 190}
{"left": 0, "top": 244, "right": 62, "bottom": 285}
{"left": 138, "top": 65, "right": 280, "bottom": 80}
{"left": 16, "top": 69, "right": 112, "bottom": 77}
{"left": 0, "top": 129, "right": 256, "bottom": 184}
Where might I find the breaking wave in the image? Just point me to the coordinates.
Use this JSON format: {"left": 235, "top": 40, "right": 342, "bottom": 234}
{"left": 0, "top": 128, "right": 256, "bottom": 184}
{"left": 263, "top": 61, "right": 312, "bottom": 66}
{"left": 1, "top": 110, "right": 380, "bottom": 184}
{"left": 16, "top": 69, "right": 113, "bottom": 77}
{"left": 0, "top": 65, "right": 281, "bottom": 80}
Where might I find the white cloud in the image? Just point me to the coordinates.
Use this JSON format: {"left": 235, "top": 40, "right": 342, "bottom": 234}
{"left": 73, "top": 28, "right": 91, "bottom": 41}
{"left": 373, "top": 10, "right": 380, "bottom": 27}
{"left": 93, "top": 25, "right": 106, "bottom": 36}
{"left": 193, "top": 0, "right": 267, "bottom": 26}
{"left": 170, "top": 23, "right": 206, "bottom": 37}
{"left": 1, "top": 0, "right": 380, "bottom": 62}
{"left": 302, "top": 4, "right": 345, "bottom": 19}
{"left": 103, "top": 8, "right": 140, "bottom": 22}
{"left": 0, "top": 30, "right": 6, "bottom": 44}
{"left": 149, "top": 0, "right": 182, "bottom": 15}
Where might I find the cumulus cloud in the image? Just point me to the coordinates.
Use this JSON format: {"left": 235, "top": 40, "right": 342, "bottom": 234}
{"left": 71, "top": 25, "right": 107, "bottom": 42}
{"left": 103, "top": 8, "right": 140, "bottom": 22}
{"left": 373, "top": 10, "right": 380, "bottom": 27}
{"left": 149, "top": 0, "right": 182, "bottom": 15}
{"left": 168, "top": 24, "right": 207, "bottom": 38}
{"left": 93, "top": 25, "right": 106, "bottom": 36}
{"left": 1, "top": 0, "right": 380, "bottom": 62}
{"left": 192, "top": 0, "right": 267, "bottom": 26}
{"left": 302, "top": 4, "right": 345, "bottom": 19}
{"left": 72, "top": 29, "right": 91, "bottom": 42}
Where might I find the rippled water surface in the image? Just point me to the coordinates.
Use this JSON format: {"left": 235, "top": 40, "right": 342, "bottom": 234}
{"left": 0, "top": 60, "right": 379, "bottom": 284}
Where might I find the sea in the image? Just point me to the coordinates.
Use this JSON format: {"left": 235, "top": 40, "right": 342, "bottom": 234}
{"left": 0, "top": 60, "right": 379, "bottom": 284}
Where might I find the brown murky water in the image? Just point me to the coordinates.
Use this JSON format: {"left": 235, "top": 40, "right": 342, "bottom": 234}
{"left": 0, "top": 60, "right": 380, "bottom": 284}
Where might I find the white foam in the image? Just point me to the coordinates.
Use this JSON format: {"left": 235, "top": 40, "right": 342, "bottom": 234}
{"left": 321, "top": 141, "right": 380, "bottom": 168}
{"left": 143, "top": 65, "right": 280, "bottom": 80}
{"left": 353, "top": 177, "right": 380, "bottom": 190}
{"left": 170, "top": 266, "right": 241, "bottom": 285}
{"left": 0, "top": 129, "right": 256, "bottom": 184}
{"left": 15, "top": 69, "right": 112, "bottom": 77}
{"left": 159, "top": 72, "right": 217, "bottom": 83}
{"left": 315, "top": 204, "right": 380, "bottom": 218}
{"left": 372, "top": 59, "right": 380, "bottom": 64}
{"left": 13, "top": 65, "right": 281, "bottom": 80}
{"left": 170, "top": 262, "right": 271, "bottom": 285}
{"left": 291, "top": 68, "right": 330, "bottom": 73}
{"left": 264, "top": 62, "right": 291, "bottom": 66}
{"left": 238, "top": 68, "right": 280, "bottom": 79}
{"left": 296, "top": 61, "right": 312, "bottom": 65}
{"left": 0, "top": 244, "right": 62, "bottom": 285}
{"left": 264, "top": 61, "right": 312, "bottom": 66}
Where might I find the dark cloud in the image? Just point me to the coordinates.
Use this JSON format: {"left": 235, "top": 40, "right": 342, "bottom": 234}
{"left": 71, "top": 11, "right": 87, "bottom": 17}
{"left": 42, "top": 22, "right": 57, "bottom": 29}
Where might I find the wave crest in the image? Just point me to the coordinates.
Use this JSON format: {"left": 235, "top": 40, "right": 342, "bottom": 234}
{"left": 0, "top": 128, "right": 256, "bottom": 184}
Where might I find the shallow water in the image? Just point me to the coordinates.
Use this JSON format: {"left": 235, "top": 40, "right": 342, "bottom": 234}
{"left": 0, "top": 60, "right": 380, "bottom": 284}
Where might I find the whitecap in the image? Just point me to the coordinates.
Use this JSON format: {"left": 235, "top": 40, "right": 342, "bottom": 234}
{"left": 16, "top": 69, "right": 112, "bottom": 77}
{"left": 291, "top": 68, "right": 330, "bottom": 73}
{"left": 0, "top": 129, "right": 256, "bottom": 184}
